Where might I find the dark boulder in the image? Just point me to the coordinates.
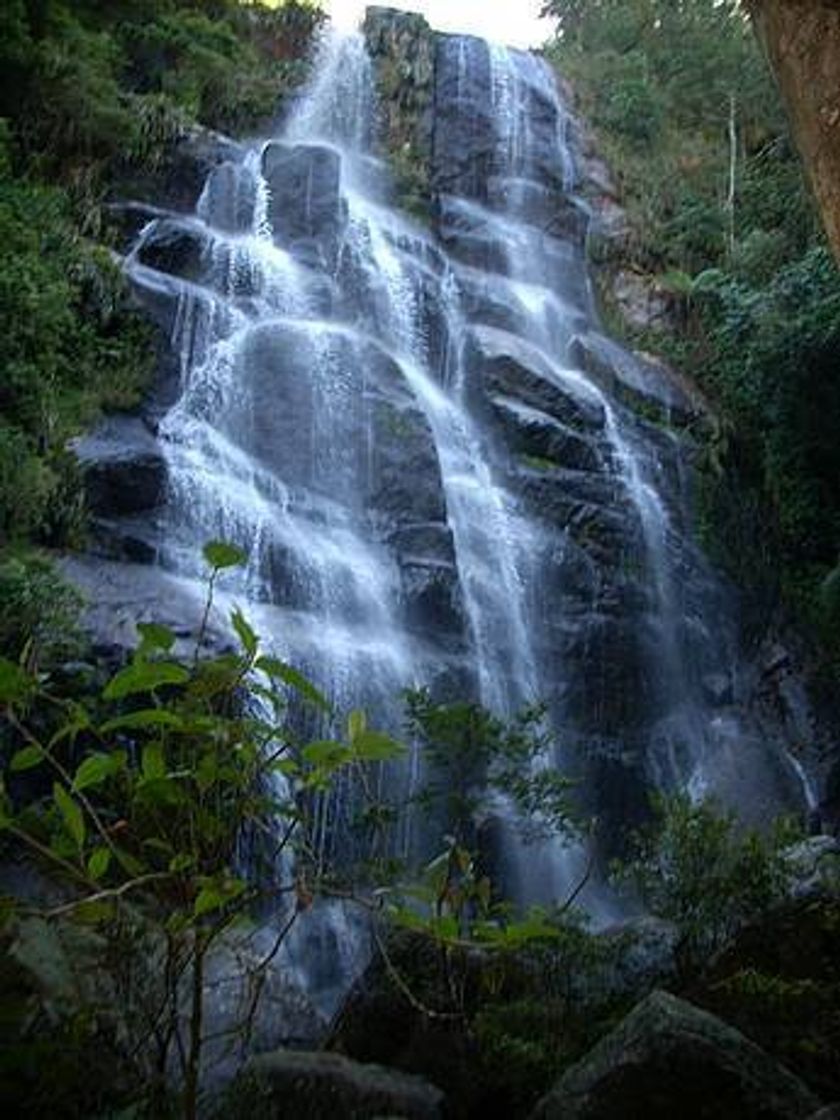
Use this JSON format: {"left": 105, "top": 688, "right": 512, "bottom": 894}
{"left": 226, "top": 1050, "right": 444, "bottom": 1120}
{"left": 73, "top": 417, "right": 166, "bottom": 518}
{"left": 569, "top": 331, "right": 702, "bottom": 428}
{"left": 198, "top": 159, "right": 256, "bottom": 233}
{"left": 135, "top": 219, "right": 208, "bottom": 282}
{"left": 467, "top": 325, "right": 606, "bottom": 431}
{"left": 531, "top": 989, "right": 821, "bottom": 1120}
{"left": 491, "top": 394, "right": 603, "bottom": 472}
{"left": 432, "top": 35, "right": 496, "bottom": 203}
{"left": 261, "top": 142, "right": 347, "bottom": 268}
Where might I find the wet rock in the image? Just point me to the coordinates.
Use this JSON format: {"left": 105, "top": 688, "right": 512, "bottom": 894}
{"left": 432, "top": 34, "right": 496, "bottom": 203}
{"left": 399, "top": 557, "right": 465, "bottom": 645}
{"left": 103, "top": 200, "right": 174, "bottom": 253}
{"left": 490, "top": 394, "right": 603, "bottom": 472}
{"left": 199, "top": 159, "right": 256, "bottom": 233}
{"left": 60, "top": 556, "right": 215, "bottom": 660}
{"left": 227, "top": 1050, "right": 445, "bottom": 1120}
{"left": 437, "top": 194, "right": 512, "bottom": 274}
{"left": 261, "top": 142, "right": 347, "bottom": 268}
{"left": 594, "top": 917, "right": 680, "bottom": 997}
{"left": 368, "top": 400, "right": 447, "bottom": 526}
{"left": 702, "top": 671, "right": 734, "bottom": 706}
{"left": 387, "top": 522, "right": 456, "bottom": 565}
{"left": 74, "top": 417, "right": 166, "bottom": 517}
{"left": 136, "top": 218, "right": 208, "bottom": 282}
{"left": 467, "top": 325, "right": 606, "bottom": 430}
{"left": 532, "top": 989, "right": 821, "bottom": 1120}
{"left": 200, "top": 936, "right": 328, "bottom": 1093}
{"left": 569, "top": 331, "right": 701, "bottom": 427}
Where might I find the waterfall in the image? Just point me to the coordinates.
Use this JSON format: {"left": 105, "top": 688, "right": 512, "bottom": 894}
{"left": 109, "top": 22, "right": 809, "bottom": 1003}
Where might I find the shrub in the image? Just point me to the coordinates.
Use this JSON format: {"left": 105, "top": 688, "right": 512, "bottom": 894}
{"left": 616, "top": 794, "right": 798, "bottom": 977}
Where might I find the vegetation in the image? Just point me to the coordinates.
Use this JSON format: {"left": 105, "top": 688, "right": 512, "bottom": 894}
{"left": 545, "top": 0, "right": 840, "bottom": 665}
{"left": 615, "top": 793, "right": 797, "bottom": 977}
{"left": 0, "top": 542, "right": 406, "bottom": 1118}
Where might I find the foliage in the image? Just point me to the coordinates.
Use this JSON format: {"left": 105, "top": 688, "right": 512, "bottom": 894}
{"left": 403, "top": 687, "right": 575, "bottom": 847}
{"left": 0, "top": 543, "right": 403, "bottom": 1118}
{"left": 0, "top": 552, "right": 84, "bottom": 666}
{"left": 616, "top": 793, "right": 797, "bottom": 976}
{"left": 0, "top": 166, "right": 153, "bottom": 550}
{"left": 1, "top": 1, "right": 325, "bottom": 180}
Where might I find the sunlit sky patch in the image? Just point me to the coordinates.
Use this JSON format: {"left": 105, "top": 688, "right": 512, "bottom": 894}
{"left": 326, "top": 1, "right": 552, "bottom": 49}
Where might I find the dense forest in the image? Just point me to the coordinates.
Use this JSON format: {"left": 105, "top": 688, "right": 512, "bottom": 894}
{"left": 1, "top": 2, "right": 839, "bottom": 1118}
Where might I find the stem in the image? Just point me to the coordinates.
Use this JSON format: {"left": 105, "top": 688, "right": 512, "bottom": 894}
{"left": 183, "top": 934, "right": 205, "bottom": 1120}
{"left": 726, "top": 91, "right": 737, "bottom": 258}
{"left": 39, "top": 873, "right": 172, "bottom": 918}
{"left": 7, "top": 710, "right": 122, "bottom": 864}
{"left": 194, "top": 571, "right": 217, "bottom": 667}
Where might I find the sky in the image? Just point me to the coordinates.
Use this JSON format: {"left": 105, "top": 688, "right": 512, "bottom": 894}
{"left": 327, "top": 0, "right": 552, "bottom": 49}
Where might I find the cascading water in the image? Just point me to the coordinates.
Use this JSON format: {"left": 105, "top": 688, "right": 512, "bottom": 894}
{"left": 90, "top": 16, "right": 811, "bottom": 1008}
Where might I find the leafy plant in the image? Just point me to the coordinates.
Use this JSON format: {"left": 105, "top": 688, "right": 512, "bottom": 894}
{"left": 615, "top": 793, "right": 798, "bottom": 977}
{"left": 403, "top": 688, "right": 576, "bottom": 848}
{"left": 0, "top": 541, "right": 403, "bottom": 1118}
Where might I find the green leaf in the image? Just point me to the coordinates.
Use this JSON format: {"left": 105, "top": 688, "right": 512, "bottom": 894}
{"left": 136, "top": 622, "right": 175, "bottom": 654}
{"left": 87, "top": 847, "right": 111, "bottom": 881}
{"left": 203, "top": 540, "right": 246, "bottom": 570}
{"left": 135, "top": 776, "right": 185, "bottom": 807}
{"left": 99, "top": 708, "right": 184, "bottom": 734}
{"left": 0, "top": 896, "right": 16, "bottom": 931}
{"left": 351, "top": 729, "right": 406, "bottom": 763}
{"left": 194, "top": 877, "right": 245, "bottom": 918}
{"left": 112, "top": 847, "right": 145, "bottom": 878}
{"left": 301, "top": 740, "right": 351, "bottom": 769}
{"left": 269, "top": 758, "right": 300, "bottom": 777}
{"left": 256, "top": 657, "right": 330, "bottom": 711}
{"left": 53, "top": 784, "right": 85, "bottom": 849}
{"left": 74, "top": 900, "right": 117, "bottom": 925}
{"left": 48, "top": 706, "right": 92, "bottom": 750}
{"left": 0, "top": 779, "right": 11, "bottom": 830}
{"left": 103, "top": 661, "right": 189, "bottom": 701}
{"left": 141, "top": 743, "right": 166, "bottom": 781}
{"left": 0, "top": 658, "right": 33, "bottom": 704}
{"left": 231, "top": 608, "right": 258, "bottom": 657}
{"left": 347, "top": 709, "right": 367, "bottom": 742}
{"left": 10, "top": 746, "right": 44, "bottom": 772}
{"left": 169, "top": 853, "right": 195, "bottom": 873}
{"left": 73, "top": 752, "right": 124, "bottom": 792}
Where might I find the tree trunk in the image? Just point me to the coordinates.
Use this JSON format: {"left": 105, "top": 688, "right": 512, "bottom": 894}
{"left": 746, "top": 1, "right": 840, "bottom": 265}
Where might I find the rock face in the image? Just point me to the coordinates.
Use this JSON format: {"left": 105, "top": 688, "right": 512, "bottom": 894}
{"left": 748, "top": 1, "right": 840, "bottom": 265}
{"left": 532, "top": 990, "right": 821, "bottom": 1120}
{"left": 226, "top": 1050, "right": 445, "bottom": 1120}
{"left": 261, "top": 142, "right": 347, "bottom": 267}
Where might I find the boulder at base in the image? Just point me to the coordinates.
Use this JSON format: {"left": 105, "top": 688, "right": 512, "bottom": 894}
{"left": 226, "top": 1050, "right": 445, "bottom": 1120}
{"left": 531, "top": 989, "right": 821, "bottom": 1120}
